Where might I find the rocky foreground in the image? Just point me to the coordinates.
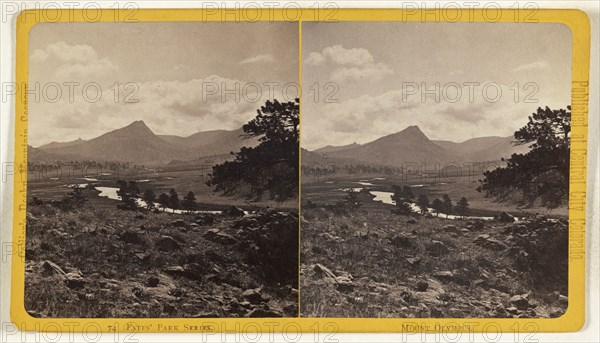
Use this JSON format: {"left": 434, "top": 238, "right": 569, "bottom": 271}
{"left": 25, "top": 205, "right": 298, "bottom": 318}
{"left": 301, "top": 209, "right": 568, "bottom": 318}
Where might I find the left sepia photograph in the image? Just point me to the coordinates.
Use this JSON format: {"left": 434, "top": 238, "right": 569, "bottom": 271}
{"left": 25, "top": 22, "right": 299, "bottom": 318}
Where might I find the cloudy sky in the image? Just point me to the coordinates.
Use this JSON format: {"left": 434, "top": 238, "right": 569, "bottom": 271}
{"left": 301, "top": 22, "right": 572, "bottom": 150}
{"left": 28, "top": 22, "right": 298, "bottom": 147}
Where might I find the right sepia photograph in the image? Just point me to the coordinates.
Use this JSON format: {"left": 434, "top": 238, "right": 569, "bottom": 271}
{"left": 300, "top": 22, "right": 572, "bottom": 318}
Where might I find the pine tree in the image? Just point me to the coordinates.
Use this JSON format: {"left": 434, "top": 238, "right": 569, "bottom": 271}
{"left": 181, "top": 191, "right": 197, "bottom": 213}
{"left": 457, "top": 197, "right": 470, "bottom": 217}
{"left": 442, "top": 194, "right": 453, "bottom": 218}
{"left": 417, "top": 194, "right": 429, "bottom": 215}
{"left": 142, "top": 189, "right": 156, "bottom": 210}
{"left": 157, "top": 193, "right": 169, "bottom": 212}
{"left": 168, "top": 189, "right": 179, "bottom": 213}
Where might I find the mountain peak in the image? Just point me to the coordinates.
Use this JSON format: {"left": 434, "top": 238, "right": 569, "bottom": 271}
{"left": 127, "top": 120, "right": 149, "bottom": 128}
{"left": 119, "top": 120, "right": 154, "bottom": 135}
{"left": 388, "top": 125, "right": 428, "bottom": 141}
{"left": 401, "top": 125, "right": 423, "bottom": 134}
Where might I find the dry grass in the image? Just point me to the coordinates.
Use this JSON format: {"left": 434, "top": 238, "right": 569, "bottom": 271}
{"left": 25, "top": 204, "right": 298, "bottom": 318}
{"left": 300, "top": 207, "right": 567, "bottom": 318}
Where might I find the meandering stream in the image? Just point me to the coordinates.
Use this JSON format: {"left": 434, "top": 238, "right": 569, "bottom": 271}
{"left": 369, "top": 191, "right": 497, "bottom": 221}
{"left": 95, "top": 186, "right": 223, "bottom": 214}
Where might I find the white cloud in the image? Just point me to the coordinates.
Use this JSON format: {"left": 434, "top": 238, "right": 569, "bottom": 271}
{"left": 55, "top": 58, "right": 118, "bottom": 79}
{"left": 32, "top": 41, "right": 98, "bottom": 63}
{"left": 30, "top": 41, "right": 117, "bottom": 80}
{"left": 305, "top": 52, "right": 326, "bottom": 66}
{"left": 330, "top": 62, "right": 393, "bottom": 83}
{"left": 512, "top": 60, "right": 550, "bottom": 72}
{"left": 30, "top": 49, "right": 50, "bottom": 63}
{"left": 239, "top": 54, "right": 276, "bottom": 64}
{"left": 322, "top": 45, "right": 374, "bottom": 67}
{"left": 306, "top": 44, "right": 393, "bottom": 83}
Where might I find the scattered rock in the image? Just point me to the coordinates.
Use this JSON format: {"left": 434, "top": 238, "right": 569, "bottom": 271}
{"left": 203, "top": 229, "right": 238, "bottom": 245}
{"left": 390, "top": 234, "right": 417, "bottom": 251}
{"left": 147, "top": 276, "right": 160, "bottom": 287}
{"left": 247, "top": 308, "right": 283, "bottom": 317}
{"left": 473, "top": 235, "right": 507, "bottom": 251}
{"left": 42, "top": 260, "right": 66, "bottom": 276}
{"left": 406, "top": 218, "right": 417, "bottom": 224}
{"left": 119, "top": 230, "right": 145, "bottom": 245}
{"left": 415, "top": 280, "right": 429, "bottom": 292}
{"left": 498, "top": 212, "right": 516, "bottom": 223}
{"left": 433, "top": 270, "right": 454, "bottom": 283}
{"left": 172, "top": 219, "right": 187, "bottom": 228}
{"left": 196, "top": 214, "right": 216, "bottom": 225}
{"left": 156, "top": 235, "right": 181, "bottom": 251}
{"left": 313, "top": 263, "right": 336, "bottom": 279}
{"left": 49, "top": 229, "right": 69, "bottom": 237}
{"left": 559, "top": 295, "right": 568, "bottom": 305}
{"left": 225, "top": 206, "right": 245, "bottom": 217}
{"left": 242, "top": 289, "right": 268, "bottom": 304}
{"left": 335, "top": 276, "right": 355, "bottom": 292}
{"left": 405, "top": 257, "right": 421, "bottom": 266}
{"left": 506, "top": 306, "right": 520, "bottom": 314}
{"left": 441, "top": 225, "right": 459, "bottom": 234}
{"left": 428, "top": 240, "right": 450, "bottom": 256}
{"left": 163, "top": 266, "right": 185, "bottom": 277}
{"left": 473, "top": 220, "right": 485, "bottom": 231}
{"left": 510, "top": 294, "right": 531, "bottom": 310}
{"left": 64, "top": 272, "right": 85, "bottom": 289}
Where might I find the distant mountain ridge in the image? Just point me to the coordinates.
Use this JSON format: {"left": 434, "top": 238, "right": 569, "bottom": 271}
{"left": 304, "top": 126, "right": 529, "bottom": 167}
{"left": 35, "top": 121, "right": 259, "bottom": 164}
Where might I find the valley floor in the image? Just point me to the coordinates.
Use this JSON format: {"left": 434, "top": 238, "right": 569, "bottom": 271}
{"left": 25, "top": 205, "right": 298, "bottom": 318}
{"left": 300, "top": 208, "right": 568, "bottom": 318}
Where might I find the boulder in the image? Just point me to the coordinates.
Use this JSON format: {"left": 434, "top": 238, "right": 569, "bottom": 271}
{"left": 164, "top": 266, "right": 185, "bottom": 277}
{"left": 433, "top": 270, "right": 454, "bottom": 283}
{"left": 415, "top": 280, "right": 429, "bottom": 292}
{"left": 247, "top": 308, "right": 283, "bottom": 318}
{"left": 498, "top": 212, "right": 516, "bottom": 223}
{"left": 242, "top": 289, "right": 268, "bottom": 304}
{"left": 225, "top": 206, "right": 246, "bottom": 217}
{"left": 390, "top": 234, "right": 417, "bottom": 251}
{"left": 172, "top": 219, "right": 187, "bottom": 227}
{"left": 428, "top": 240, "right": 450, "bottom": 256}
{"left": 441, "top": 225, "right": 459, "bottom": 234}
{"left": 313, "top": 263, "right": 336, "bottom": 279}
{"left": 203, "top": 229, "right": 238, "bottom": 245}
{"left": 119, "top": 230, "right": 145, "bottom": 245}
{"left": 473, "top": 220, "right": 485, "bottom": 231}
{"left": 42, "top": 262, "right": 86, "bottom": 288}
{"left": 473, "top": 235, "right": 507, "bottom": 251}
{"left": 156, "top": 236, "right": 181, "bottom": 251}
{"left": 482, "top": 238, "right": 507, "bottom": 251}
{"left": 335, "top": 276, "right": 355, "bottom": 292}
{"left": 42, "top": 260, "right": 66, "bottom": 277}
{"left": 196, "top": 214, "right": 216, "bottom": 225}
{"left": 64, "top": 272, "right": 85, "bottom": 289}
{"left": 510, "top": 294, "right": 531, "bottom": 310}
{"left": 147, "top": 276, "right": 160, "bottom": 287}
{"left": 405, "top": 257, "right": 421, "bottom": 266}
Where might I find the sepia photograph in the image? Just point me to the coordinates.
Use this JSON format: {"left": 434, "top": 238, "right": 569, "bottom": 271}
{"left": 24, "top": 22, "right": 299, "bottom": 318}
{"left": 300, "top": 22, "right": 572, "bottom": 318}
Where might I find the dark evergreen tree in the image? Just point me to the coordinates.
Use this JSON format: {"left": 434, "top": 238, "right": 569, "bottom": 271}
{"left": 479, "top": 106, "right": 570, "bottom": 208}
